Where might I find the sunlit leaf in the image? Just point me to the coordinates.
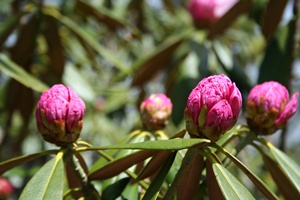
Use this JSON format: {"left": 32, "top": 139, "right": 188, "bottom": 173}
{"left": 19, "top": 151, "right": 64, "bottom": 200}
{"left": 206, "top": 161, "right": 225, "bottom": 200}
{"left": 211, "top": 143, "right": 278, "bottom": 199}
{"left": 270, "top": 147, "right": 300, "bottom": 192}
{"left": 0, "top": 54, "right": 49, "bottom": 92}
{"left": 76, "top": 138, "right": 210, "bottom": 152}
{"left": 263, "top": 155, "right": 300, "bottom": 200}
{"left": 212, "top": 163, "right": 255, "bottom": 200}
{"left": 0, "top": 150, "right": 59, "bottom": 175}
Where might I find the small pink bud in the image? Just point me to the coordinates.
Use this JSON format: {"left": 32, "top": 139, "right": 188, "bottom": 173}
{"left": 185, "top": 74, "right": 242, "bottom": 142}
{"left": 36, "top": 84, "right": 86, "bottom": 146}
{"left": 140, "top": 94, "right": 173, "bottom": 131}
{"left": 246, "top": 81, "right": 298, "bottom": 135}
{"left": 188, "top": 0, "right": 238, "bottom": 28}
{"left": 0, "top": 178, "right": 13, "bottom": 200}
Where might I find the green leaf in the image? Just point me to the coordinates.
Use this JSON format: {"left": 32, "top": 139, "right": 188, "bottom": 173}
{"left": 0, "top": 54, "right": 49, "bottom": 92}
{"left": 213, "top": 163, "right": 255, "bottom": 200}
{"left": 142, "top": 151, "right": 177, "bottom": 200}
{"left": 0, "top": 150, "right": 59, "bottom": 175}
{"left": 102, "top": 177, "right": 131, "bottom": 200}
{"left": 76, "top": 138, "right": 210, "bottom": 152}
{"left": 43, "top": 7, "right": 129, "bottom": 74}
{"left": 270, "top": 147, "right": 300, "bottom": 192}
{"left": 210, "top": 143, "right": 278, "bottom": 199}
{"left": 263, "top": 154, "right": 300, "bottom": 199}
{"left": 19, "top": 151, "right": 65, "bottom": 200}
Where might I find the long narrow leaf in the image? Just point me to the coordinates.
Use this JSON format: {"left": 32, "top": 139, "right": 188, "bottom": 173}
{"left": 43, "top": 7, "right": 129, "bottom": 74}
{"left": 76, "top": 138, "right": 209, "bottom": 152}
{"left": 19, "top": 151, "right": 65, "bottom": 200}
{"left": 270, "top": 147, "right": 300, "bottom": 192}
{"left": 89, "top": 150, "right": 159, "bottom": 180}
{"left": 210, "top": 144, "right": 277, "bottom": 199}
{"left": 0, "top": 150, "right": 59, "bottom": 175}
{"left": 142, "top": 151, "right": 177, "bottom": 200}
{"left": 0, "top": 54, "right": 49, "bottom": 92}
{"left": 213, "top": 163, "right": 255, "bottom": 200}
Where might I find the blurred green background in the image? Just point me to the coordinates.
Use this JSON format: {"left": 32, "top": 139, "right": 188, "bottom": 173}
{"left": 0, "top": 0, "right": 299, "bottom": 198}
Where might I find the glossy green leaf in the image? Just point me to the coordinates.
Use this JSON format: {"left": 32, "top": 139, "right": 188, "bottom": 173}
{"left": 213, "top": 163, "right": 255, "bottom": 200}
{"left": 210, "top": 143, "right": 277, "bottom": 199}
{"left": 76, "top": 138, "right": 210, "bottom": 152}
{"left": 206, "top": 161, "right": 225, "bottom": 200}
{"left": 142, "top": 151, "right": 177, "bottom": 200}
{"left": 270, "top": 147, "right": 300, "bottom": 192}
{"left": 0, "top": 54, "right": 49, "bottom": 92}
{"left": 0, "top": 150, "right": 59, "bottom": 175}
{"left": 19, "top": 151, "right": 64, "bottom": 200}
{"left": 102, "top": 177, "right": 131, "bottom": 200}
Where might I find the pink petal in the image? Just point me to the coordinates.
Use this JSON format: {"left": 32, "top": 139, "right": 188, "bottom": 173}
{"left": 275, "top": 92, "right": 299, "bottom": 125}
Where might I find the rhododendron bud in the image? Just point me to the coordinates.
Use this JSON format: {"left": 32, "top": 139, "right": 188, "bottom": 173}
{"left": 246, "top": 81, "right": 298, "bottom": 135}
{"left": 185, "top": 74, "right": 242, "bottom": 142}
{"left": 36, "top": 84, "right": 86, "bottom": 146}
{"left": 0, "top": 178, "right": 13, "bottom": 200}
{"left": 140, "top": 94, "right": 173, "bottom": 131}
{"left": 188, "top": 0, "right": 238, "bottom": 28}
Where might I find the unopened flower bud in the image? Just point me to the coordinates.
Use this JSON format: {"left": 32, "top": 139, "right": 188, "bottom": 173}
{"left": 140, "top": 94, "right": 173, "bottom": 131}
{"left": 188, "top": 0, "right": 237, "bottom": 28}
{"left": 246, "top": 81, "right": 298, "bottom": 135}
{"left": 185, "top": 74, "right": 242, "bottom": 142}
{"left": 36, "top": 84, "right": 86, "bottom": 146}
{"left": 0, "top": 178, "right": 13, "bottom": 200}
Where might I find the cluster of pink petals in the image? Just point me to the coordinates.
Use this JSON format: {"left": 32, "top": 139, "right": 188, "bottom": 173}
{"left": 188, "top": 0, "right": 238, "bottom": 27}
{"left": 185, "top": 74, "right": 242, "bottom": 141}
{"left": 246, "top": 81, "right": 298, "bottom": 135}
{"left": 36, "top": 84, "right": 86, "bottom": 145}
{"left": 0, "top": 178, "right": 13, "bottom": 199}
{"left": 140, "top": 93, "right": 173, "bottom": 131}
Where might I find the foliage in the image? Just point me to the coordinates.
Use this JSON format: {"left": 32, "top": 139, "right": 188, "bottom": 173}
{"left": 0, "top": 0, "right": 300, "bottom": 199}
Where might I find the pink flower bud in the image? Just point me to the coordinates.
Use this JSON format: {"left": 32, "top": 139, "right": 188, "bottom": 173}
{"left": 246, "top": 81, "right": 298, "bottom": 135}
{"left": 36, "top": 84, "right": 86, "bottom": 146}
{"left": 188, "top": 0, "right": 238, "bottom": 28}
{"left": 0, "top": 178, "right": 13, "bottom": 200}
{"left": 185, "top": 74, "right": 242, "bottom": 142}
{"left": 140, "top": 94, "right": 173, "bottom": 131}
